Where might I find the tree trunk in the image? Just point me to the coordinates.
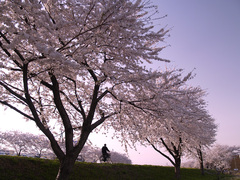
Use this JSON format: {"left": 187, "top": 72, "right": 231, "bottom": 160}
{"left": 174, "top": 165, "right": 181, "bottom": 180}
{"left": 174, "top": 158, "right": 181, "bottom": 180}
{"left": 197, "top": 147, "right": 204, "bottom": 175}
{"left": 200, "top": 160, "right": 204, "bottom": 175}
{"left": 56, "top": 156, "right": 76, "bottom": 180}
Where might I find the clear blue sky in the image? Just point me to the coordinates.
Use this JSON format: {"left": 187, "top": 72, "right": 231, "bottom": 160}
{"left": 1, "top": 0, "right": 239, "bottom": 166}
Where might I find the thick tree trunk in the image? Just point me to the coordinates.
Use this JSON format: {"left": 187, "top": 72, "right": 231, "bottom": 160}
{"left": 175, "top": 166, "right": 181, "bottom": 180}
{"left": 56, "top": 156, "right": 76, "bottom": 180}
{"left": 55, "top": 131, "right": 90, "bottom": 180}
{"left": 174, "top": 158, "right": 181, "bottom": 180}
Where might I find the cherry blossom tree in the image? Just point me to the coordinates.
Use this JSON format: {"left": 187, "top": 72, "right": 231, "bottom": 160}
{"left": 0, "top": 131, "right": 51, "bottom": 157}
{"left": 204, "top": 144, "right": 240, "bottom": 173}
{"left": 188, "top": 143, "right": 213, "bottom": 175}
{"left": 0, "top": 0, "right": 171, "bottom": 179}
{"left": 111, "top": 73, "right": 217, "bottom": 179}
{"left": 0, "top": 131, "right": 30, "bottom": 156}
{"left": 186, "top": 103, "right": 218, "bottom": 175}
{"left": 194, "top": 145, "right": 205, "bottom": 175}
{"left": 30, "top": 134, "right": 51, "bottom": 158}
{"left": 110, "top": 151, "right": 132, "bottom": 164}
{"left": 185, "top": 144, "right": 240, "bottom": 174}
{"left": 147, "top": 89, "right": 216, "bottom": 179}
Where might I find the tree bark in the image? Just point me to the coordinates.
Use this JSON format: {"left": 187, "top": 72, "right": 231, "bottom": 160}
{"left": 174, "top": 158, "right": 181, "bottom": 180}
{"left": 200, "top": 161, "right": 204, "bottom": 176}
{"left": 56, "top": 156, "right": 76, "bottom": 180}
{"left": 197, "top": 147, "right": 205, "bottom": 175}
{"left": 55, "top": 130, "right": 90, "bottom": 180}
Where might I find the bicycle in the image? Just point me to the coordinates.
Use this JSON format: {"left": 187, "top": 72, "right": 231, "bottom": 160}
{"left": 99, "top": 153, "right": 112, "bottom": 163}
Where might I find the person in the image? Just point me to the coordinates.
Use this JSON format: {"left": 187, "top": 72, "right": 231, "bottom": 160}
{"left": 101, "top": 144, "right": 110, "bottom": 162}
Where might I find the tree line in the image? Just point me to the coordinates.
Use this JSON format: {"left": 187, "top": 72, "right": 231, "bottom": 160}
{"left": 0, "top": 130, "right": 131, "bottom": 164}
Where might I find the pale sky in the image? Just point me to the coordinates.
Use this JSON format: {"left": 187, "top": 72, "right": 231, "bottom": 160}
{"left": 1, "top": 0, "right": 240, "bottom": 166}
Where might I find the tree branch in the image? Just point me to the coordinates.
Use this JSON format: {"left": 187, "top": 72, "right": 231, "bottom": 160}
{"left": 64, "top": 76, "right": 86, "bottom": 120}
{"left": 0, "top": 32, "right": 25, "bottom": 63}
{"left": 50, "top": 73, "right": 73, "bottom": 152}
{"left": 146, "top": 138, "right": 175, "bottom": 166}
{"left": 0, "top": 34, "right": 22, "bottom": 68}
{"left": 40, "top": 80, "right": 53, "bottom": 90}
{"left": 90, "top": 112, "right": 117, "bottom": 131}
{"left": 0, "top": 100, "right": 34, "bottom": 120}
{"left": 22, "top": 64, "right": 64, "bottom": 160}
{"left": 96, "top": 89, "right": 109, "bottom": 102}
{"left": 160, "top": 138, "right": 177, "bottom": 161}
{"left": 82, "top": 61, "right": 98, "bottom": 82}
{"left": 0, "top": 81, "right": 27, "bottom": 103}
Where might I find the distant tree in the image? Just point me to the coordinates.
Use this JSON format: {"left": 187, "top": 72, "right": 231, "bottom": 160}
{"left": 0, "top": 131, "right": 29, "bottom": 156}
{"left": 78, "top": 144, "right": 98, "bottom": 162}
{"left": 185, "top": 144, "right": 208, "bottom": 175}
{"left": 0, "top": 131, "right": 51, "bottom": 157}
{"left": 148, "top": 89, "right": 216, "bottom": 179}
{"left": 0, "top": 0, "right": 172, "bottom": 179}
{"left": 111, "top": 73, "right": 217, "bottom": 179}
{"left": 29, "top": 134, "right": 51, "bottom": 158}
{"left": 111, "top": 151, "right": 132, "bottom": 164}
{"left": 195, "top": 145, "right": 205, "bottom": 175}
{"left": 187, "top": 111, "right": 218, "bottom": 176}
{"left": 204, "top": 144, "right": 240, "bottom": 173}
{"left": 181, "top": 160, "right": 198, "bottom": 169}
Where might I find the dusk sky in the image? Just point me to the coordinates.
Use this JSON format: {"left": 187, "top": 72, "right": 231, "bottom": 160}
{"left": 1, "top": 0, "right": 239, "bottom": 166}
{"left": 103, "top": 0, "right": 240, "bottom": 165}
{"left": 153, "top": 0, "right": 240, "bottom": 148}
{"left": 91, "top": 0, "right": 240, "bottom": 165}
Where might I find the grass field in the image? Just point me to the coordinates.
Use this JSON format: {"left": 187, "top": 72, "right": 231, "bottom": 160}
{"left": 0, "top": 155, "right": 238, "bottom": 180}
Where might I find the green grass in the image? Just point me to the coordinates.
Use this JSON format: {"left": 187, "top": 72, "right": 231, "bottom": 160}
{"left": 0, "top": 155, "right": 238, "bottom": 180}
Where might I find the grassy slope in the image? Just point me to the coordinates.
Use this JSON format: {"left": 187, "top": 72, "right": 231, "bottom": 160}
{"left": 0, "top": 155, "right": 236, "bottom": 180}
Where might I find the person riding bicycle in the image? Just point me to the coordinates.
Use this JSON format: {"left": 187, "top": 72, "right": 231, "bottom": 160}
{"left": 102, "top": 144, "right": 110, "bottom": 162}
